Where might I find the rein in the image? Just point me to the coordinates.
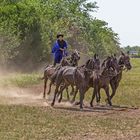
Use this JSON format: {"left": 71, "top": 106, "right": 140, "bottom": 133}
{"left": 68, "top": 49, "right": 92, "bottom": 58}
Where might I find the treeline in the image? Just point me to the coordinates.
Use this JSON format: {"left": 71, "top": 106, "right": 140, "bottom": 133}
{"left": 123, "top": 45, "right": 140, "bottom": 57}
{"left": 0, "top": 0, "right": 120, "bottom": 68}
{"left": 124, "top": 46, "right": 140, "bottom": 52}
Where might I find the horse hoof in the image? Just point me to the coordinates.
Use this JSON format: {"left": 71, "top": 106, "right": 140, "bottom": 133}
{"left": 106, "top": 103, "right": 112, "bottom": 107}
{"left": 51, "top": 103, "right": 54, "bottom": 106}
{"left": 90, "top": 104, "right": 93, "bottom": 108}
{"left": 58, "top": 99, "right": 61, "bottom": 103}
{"left": 80, "top": 108, "right": 83, "bottom": 111}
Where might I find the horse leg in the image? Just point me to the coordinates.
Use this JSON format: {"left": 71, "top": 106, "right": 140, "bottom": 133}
{"left": 47, "top": 81, "right": 53, "bottom": 95}
{"left": 104, "top": 86, "right": 112, "bottom": 106}
{"left": 71, "top": 87, "right": 78, "bottom": 103}
{"left": 70, "top": 85, "right": 75, "bottom": 96}
{"left": 56, "top": 84, "right": 63, "bottom": 100}
{"left": 90, "top": 87, "right": 97, "bottom": 107}
{"left": 110, "top": 82, "right": 118, "bottom": 100}
{"left": 51, "top": 85, "right": 59, "bottom": 106}
{"left": 66, "top": 87, "right": 70, "bottom": 101}
{"left": 79, "top": 88, "right": 85, "bottom": 109}
{"left": 96, "top": 88, "right": 101, "bottom": 104}
{"left": 43, "top": 78, "right": 48, "bottom": 99}
{"left": 58, "top": 85, "right": 67, "bottom": 103}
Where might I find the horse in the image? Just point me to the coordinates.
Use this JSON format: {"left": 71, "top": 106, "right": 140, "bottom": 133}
{"left": 69, "top": 56, "right": 120, "bottom": 108}
{"left": 90, "top": 56, "right": 120, "bottom": 107}
{"left": 42, "top": 49, "right": 80, "bottom": 99}
{"left": 50, "top": 54, "right": 100, "bottom": 109}
{"left": 91, "top": 52, "right": 132, "bottom": 106}
{"left": 55, "top": 54, "right": 100, "bottom": 103}
{"left": 109, "top": 52, "right": 132, "bottom": 102}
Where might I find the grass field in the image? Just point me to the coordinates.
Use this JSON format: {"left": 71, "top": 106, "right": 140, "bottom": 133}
{"left": 0, "top": 58, "right": 140, "bottom": 140}
{"left": 0, "top": 73, "right": 41, "bottom": 88}
{"left": 0, "top": 105, "right": 139, "bottom": 140}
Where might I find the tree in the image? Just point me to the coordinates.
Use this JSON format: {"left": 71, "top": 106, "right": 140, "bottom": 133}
{"left": 0, "top": 0, "right": 120, "bottom": 68}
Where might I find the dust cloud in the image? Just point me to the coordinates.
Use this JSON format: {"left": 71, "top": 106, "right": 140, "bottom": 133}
{"left": 0, "top": 67, "right": 47, "bottom": 106}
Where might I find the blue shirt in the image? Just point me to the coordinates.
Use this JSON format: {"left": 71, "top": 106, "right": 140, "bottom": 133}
{"left": 52, "top": 40, "right": 68, "bottom": 56}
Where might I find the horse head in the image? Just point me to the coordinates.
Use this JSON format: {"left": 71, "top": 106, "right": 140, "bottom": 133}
{"left": 85, "top": 54, "right": 100, "bottom": 70}
{"left": 61, "top": 57, "right": 70, "bottom": 66}
{"left": 118, "top": 51, "right": 132, "bottom": 70}
{"left": 70, "top": 49, "right": 80, "bottom": 66}
{"left": 102, "top": 55, "right": 119, "bottom": 74}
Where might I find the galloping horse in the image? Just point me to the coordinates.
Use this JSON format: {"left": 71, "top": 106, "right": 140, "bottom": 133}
{"left": 90, "top": 56, "right": 120, "bottom": 107}
{"left": 42, "top": 50, "right": 80, "bottom": 99}
{"left": 57, "top": 54, "right": 100, "bottom": 103}
{"left": 67, "top": 56, "right": 119, "bottom": 108}
{"left": 92, "top": 52, "right": 132, "bottom": 105}
{"left": 50, "top": 54, "right": 100, "bottom": 108}
{"left": 109, "top": 52, "right": 132, "bottom": 102}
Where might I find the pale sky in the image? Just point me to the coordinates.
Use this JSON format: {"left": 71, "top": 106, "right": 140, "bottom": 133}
{"left": 90, "top": 0, "right": 140, "bottom": 47}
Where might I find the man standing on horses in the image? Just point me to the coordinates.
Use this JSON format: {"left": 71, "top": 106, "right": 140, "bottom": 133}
{"left": 52, "top": 33, "right": 68, "bottom": 66}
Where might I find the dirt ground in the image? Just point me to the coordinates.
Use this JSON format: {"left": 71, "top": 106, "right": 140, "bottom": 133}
{"left": 0, "top": 84, "right": 139, "bottom": 116}
{"left": 1, "top": 59, "right": 140, "bottom": 139}
{"left": 0, "top": 84, "right": 140, "bottom": 140}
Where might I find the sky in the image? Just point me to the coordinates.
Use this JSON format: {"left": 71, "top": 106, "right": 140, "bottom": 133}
{"left": 90, "top": 0, "right": 140, "bottom": 47}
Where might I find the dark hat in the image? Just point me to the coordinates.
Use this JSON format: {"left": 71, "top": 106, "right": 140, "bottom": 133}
{"left": 57, "top": 33, "right": 64, "bottom": 38}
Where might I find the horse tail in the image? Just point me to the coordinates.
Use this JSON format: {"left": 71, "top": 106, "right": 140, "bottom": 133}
{"left": 40, "top": 64, "right": 52, "bottom": 80}
{"left": 39, "top": 66, "right": 48, "bottom": 80}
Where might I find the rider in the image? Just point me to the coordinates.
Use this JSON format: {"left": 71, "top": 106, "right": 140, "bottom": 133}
{"left": 52, "top": 33, "right": 68, "bottom": 66}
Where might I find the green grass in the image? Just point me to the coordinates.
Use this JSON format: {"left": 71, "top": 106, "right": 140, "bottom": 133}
{"left": 0, "top": 58, "right": 140, "bottom": 139}
{"left": 0, "top": 105, "right": 139, "bottom": 140}
{"left": 0, "top": 73, "right": 41, "bottom": 88}
{"left": 112, "top": 58, "right": 140, "bottom": 107}
{"left": 56, "top": 58, "right": 140, "bottom": 107}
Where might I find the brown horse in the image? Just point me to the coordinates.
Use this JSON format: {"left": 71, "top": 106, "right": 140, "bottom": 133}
{"left": 95, "top": 52, "right": 132, "bottom": 105}
{"left": 109, "top": 52, "right": 132, "bottom": 102}
{"left": 50, "top": 66, "right": 93, "bottom": 109}
{"left": 90, "top": 56, "right": 119, "bottom": 107}
{"left": 73, "top": 56, "right": 119, "bottom": 109}
{"left": 56, "top": 54, "right": 100, "bottom": 103}
{"left": 50, "top": 54, "right": 101, "bottom": 109}
{"left": 42, "top": 50, "right": 80, "bottom": 99}
{"left": 68, "top": 56, "right": 119, "bottom": 108}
